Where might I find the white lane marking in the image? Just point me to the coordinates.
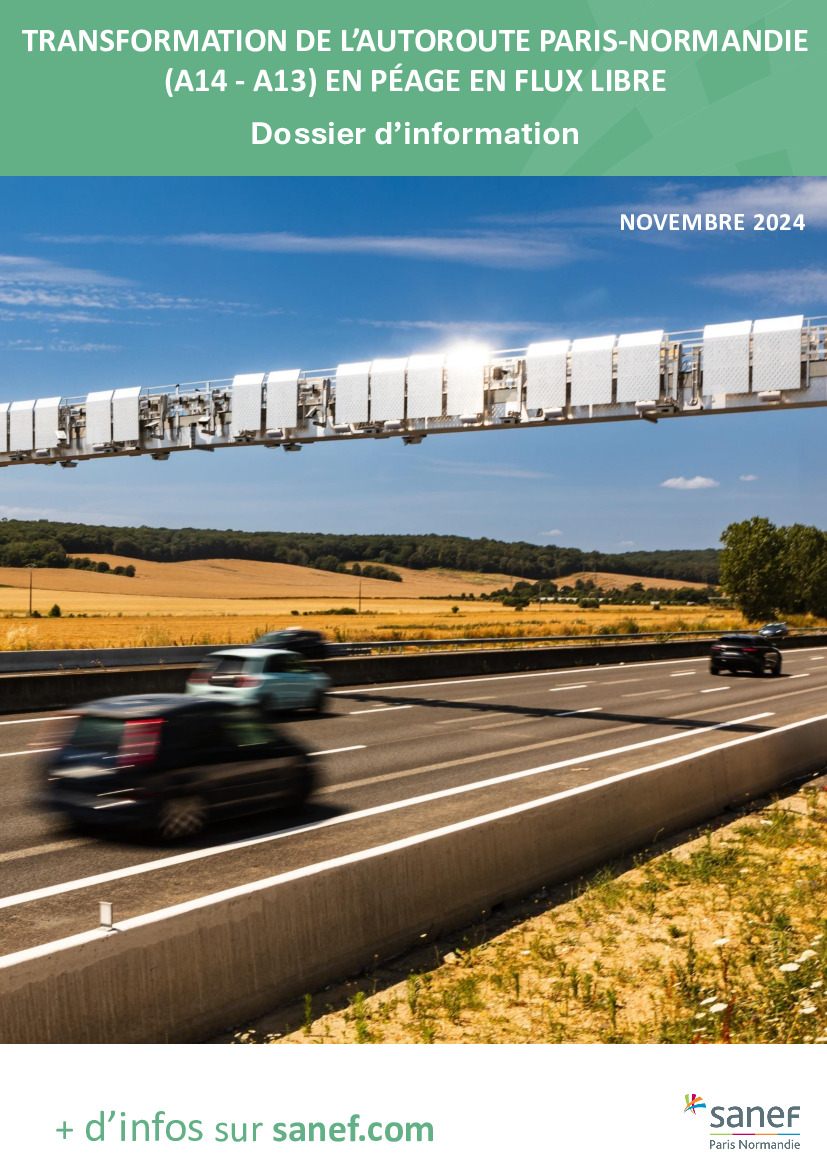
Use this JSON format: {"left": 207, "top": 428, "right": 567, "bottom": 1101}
{"left": 701, "top": 687, "right": 730, "bottom": 693}
{"left": 671, "top": 671, "right": 696, "bottom": 677}
{"left": 472, "top": 718, "right": 533, "bottom": 730}
{"left": 0, "top": 710, "right": 776, "bottom": 912}
{"left": 603, "top": 679, "right": 641, "bottom": 685}
{"left": 623, "top": 689, "right": 669, "bottom": 697}
{"left": 4, "top": 708, "right": 811, "bottom": 967}
{"left": 789, "top": 674, "right": 810, "bottom": 679}
{"left": 308, "top": 745, "right": 366, "bottom": 757}
{"left": 549, "top": 684, "right": 587, "bottom": 692}
{"left": 811, "top": 656, "right": 824, "bottom": 660}
{"left": 349, "top": 705, "right": 413, "bottom": 715}
{"left": 554, "top": 707, "right": 602, "bottom": 718}
{"left": 326, "top": 694, "right": 783, "bottom": 793}
{"left": 330, "top": 658, "right": 708, "bottom": 695}
{"left": 0, "top": 838, "right": 88, "bottom": 864}
{"left": 456, "top": 695, "right": 496, "bottom": 702}
{"left": 0, "top": 748, "right": 52, "bottom": 760}
{"left": 435, "top": 712, "right": 503, "bottom": 726}
{"left": 0, "top": 715, "right": 72, "bottom": 727}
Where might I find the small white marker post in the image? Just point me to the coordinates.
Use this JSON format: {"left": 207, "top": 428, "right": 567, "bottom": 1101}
{"left": 99, "top": 901, "right": 114, "bottom": 930}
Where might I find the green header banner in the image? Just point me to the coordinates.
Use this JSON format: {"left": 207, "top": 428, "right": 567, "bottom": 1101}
{"left": 0, "top": 0, "right": 823, "bottom": 175}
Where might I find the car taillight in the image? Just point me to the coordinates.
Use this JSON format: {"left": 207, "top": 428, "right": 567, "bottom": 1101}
{"left": 118, "top": 719, "right": 163, "bottom": 767}
{"left": 741, "top": 647, "right": 760, "bottom": 653}
{"left": 234, "top": 675, "right": 260, "bottom": 688}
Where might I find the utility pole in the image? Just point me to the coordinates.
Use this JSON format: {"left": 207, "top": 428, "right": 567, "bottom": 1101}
{"left": 27, "top": 562, "right": 35, "bottom": 616}
{"left": 358, "top": 575, "right": 362, "bottom": 614}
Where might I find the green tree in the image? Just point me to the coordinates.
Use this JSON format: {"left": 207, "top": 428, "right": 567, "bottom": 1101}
{"left": 780, "top": 524, "right": 827, "bottom": 618}
{"left": 719, "top": 517, "right": 786, "bottom": 622}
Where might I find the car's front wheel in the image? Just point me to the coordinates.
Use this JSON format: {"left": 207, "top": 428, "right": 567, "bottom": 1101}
{"left": 312, "top": 690, "right": 328, "bottom": 715}
{"left": 709, "top": 663, "right": 720, "bottom": 675}
{"left": 157, "top": 793, "right": 207, "bottom": 839}
{"left": 286, "top": 762, "right": 314, "bottom": 808}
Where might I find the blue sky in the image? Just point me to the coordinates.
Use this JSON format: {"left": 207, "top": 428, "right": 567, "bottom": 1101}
{"left": 0, "top": 175, "right": 825, "bottom": 551}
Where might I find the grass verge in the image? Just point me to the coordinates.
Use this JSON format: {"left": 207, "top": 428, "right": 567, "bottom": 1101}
{"left": 230, "top": 783, "right": 827, "bottom": 1045}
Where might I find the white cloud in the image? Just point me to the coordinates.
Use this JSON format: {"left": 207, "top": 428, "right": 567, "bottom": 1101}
{"left": 426, "top": 459, "right": 554, "bottom": 481}
{"left": 349, "top": 317, "right": 552, "bottom": 333}
{"left": 540, "top": 529, "right": 563, "bottom": 536}
{"left": 739, "top": 473, "right": 758, "bottom": 481}
{"left": 167, "top": 230, "right": 590, "bottom": 270}
{"left": 696, "top": 267, "right": 827, "bottom": 305}
{"left": 0, "top": 254, "right": 127, "bottom": 287}
{"left": 617, "top": 540, "right": 636, "bottom": 547}
{"left": 661, "top": 476, "right": 720, "bottom": 490}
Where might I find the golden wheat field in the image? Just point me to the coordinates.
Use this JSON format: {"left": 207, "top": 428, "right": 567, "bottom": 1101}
{"left": 0, "top": 555, "right": 740, "bottom": 650}
{"left": 553, "top": 569, "right": 707, "bottom": 592}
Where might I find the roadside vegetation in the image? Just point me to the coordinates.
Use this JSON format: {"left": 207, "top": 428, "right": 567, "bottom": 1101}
{"left": 233, "top": 786, "right": 827, "bottom": 1045}
{"left": 0, "top": 604, "right": 742, "bottom": 651}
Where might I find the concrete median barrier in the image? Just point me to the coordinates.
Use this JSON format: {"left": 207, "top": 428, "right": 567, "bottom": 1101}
{"left": 0, "top": 712, "right": 825, "bottom": 1043}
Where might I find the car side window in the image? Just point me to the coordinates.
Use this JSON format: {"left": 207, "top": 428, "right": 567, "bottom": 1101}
{"left": 217, "top": 709, "right": 276, "bottom": 748}
{"left": 265, "top": 655, "right": 288, "bottom": 674}
{"left": 164, "top": 711, "right": 224, "bottom": 753}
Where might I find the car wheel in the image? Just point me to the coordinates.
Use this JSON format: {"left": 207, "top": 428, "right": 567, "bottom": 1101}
{"left": 157, "top": 794, "right": 207, "bottom": 839}
{"left": 709, "top": 663, "right": 720, "bottom": 675}
{"left": 312, "top": 690, "right": 328, "bottom": 715}
{"left": 261, "top": 695, "right": 280, "bottom": 719}
{"left": 772, "top": 660, "right": 782, "bottom": 676}
{"left": 287, "top": 762, "right": 314, "bottom": 808}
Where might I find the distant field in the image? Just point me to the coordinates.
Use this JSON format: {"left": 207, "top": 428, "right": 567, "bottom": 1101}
{"left": 0, "top": 555, "right": 739, "bottom": 650}
{"left": 553, "top": 570, "right": 707, "bottom": 591}
{"left": 0, "top": 555, "right": 515, "bottom": 605}
{"left": 0, "top": 604, "right": 741, "bottom": 651}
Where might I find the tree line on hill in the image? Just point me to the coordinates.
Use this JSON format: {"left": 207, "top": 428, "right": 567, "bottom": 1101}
{"left": 483, "top": 578, "right": 716, "bottom": 609}
{"left": 0, "top": 517, "right": 719, "bottom": 583}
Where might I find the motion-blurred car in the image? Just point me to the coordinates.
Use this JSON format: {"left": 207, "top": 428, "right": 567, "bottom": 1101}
{"left": 253, "top": 628, "right": 329, "bottom": 658}
{"left": 758, "top": 622, "right": 789, "bottom": 639}
{"left": 187, "top": 648, "right": 330, "bottom": 714}
{"left": 37, "top": 694, "right": 316, "bottom": 838}
{"left": 709, "top": 634, "right": 782, "bottom": 677}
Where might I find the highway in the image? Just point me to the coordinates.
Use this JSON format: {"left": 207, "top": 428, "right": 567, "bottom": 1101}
{"left": 1, "top": 645, "right": 826, "bottom": 958}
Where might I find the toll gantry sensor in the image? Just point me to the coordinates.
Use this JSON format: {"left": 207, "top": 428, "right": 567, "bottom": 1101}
{"left": 0, "top": 314, "right": 824, "bottom": 469}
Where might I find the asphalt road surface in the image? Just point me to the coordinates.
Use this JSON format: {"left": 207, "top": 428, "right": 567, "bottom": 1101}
{"left": 1, "top": 646, "right": 826, "bottom": 956}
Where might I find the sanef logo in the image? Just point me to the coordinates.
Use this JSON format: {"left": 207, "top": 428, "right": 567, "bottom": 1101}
{"left": 684, "top": 1094, "right": 707, "bottom": 1115}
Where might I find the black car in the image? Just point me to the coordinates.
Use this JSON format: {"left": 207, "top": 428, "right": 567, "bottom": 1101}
{"left": 253, "top": 627, "right": 329, "bottom": 659}
{"left": 709, "top": 634, "right": 782, "bottom": 677}
{"left": 758, "top": 622, "right": 789, "bottom": 639}
{"left": 37, "top": 694, "right": 316, "bottom": 839}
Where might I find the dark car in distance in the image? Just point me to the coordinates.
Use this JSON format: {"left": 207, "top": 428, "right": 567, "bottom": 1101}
{"left": 709, "top": 634, "right": 782, "bottom": 677}
{"left": 37, "top": 694, "right": 316, "bottom": 839}
{"left": 253, "top": 627, "right": 329, "bottom": 659}
{"left": 758, "top": 622, "right": 789, "bottom": 639}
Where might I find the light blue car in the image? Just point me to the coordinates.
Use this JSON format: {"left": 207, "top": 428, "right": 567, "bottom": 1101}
{"left": 186, "top": 648, "right": 331, "bottom": 715}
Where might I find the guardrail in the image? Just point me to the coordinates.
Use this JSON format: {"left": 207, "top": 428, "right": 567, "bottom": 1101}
{"left": 333, "top": 626, "right": 827, "bottom": 655}
{"left": 0, "top": 627, "right": 822, "bottom": 674}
